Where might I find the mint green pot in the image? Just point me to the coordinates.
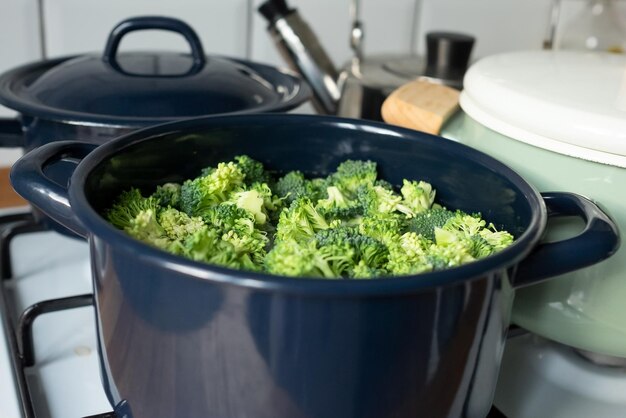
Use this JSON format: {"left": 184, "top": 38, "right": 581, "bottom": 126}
{"left": 442, "top": 111, "right": 626, "bottom": 358}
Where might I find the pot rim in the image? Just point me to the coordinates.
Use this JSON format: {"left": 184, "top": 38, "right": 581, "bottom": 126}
{"left": 0, "top": 55, "right": 310, "bottom": 127}
{"left": 70, "top": 114, "right": 547, "bottom": 296}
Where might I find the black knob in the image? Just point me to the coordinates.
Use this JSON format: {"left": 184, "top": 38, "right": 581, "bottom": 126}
{"left": 424, "top": 31, "right": 475, "bottom": 88}
{"left": 258, "top": 0, "right": 294, "bottom": 24}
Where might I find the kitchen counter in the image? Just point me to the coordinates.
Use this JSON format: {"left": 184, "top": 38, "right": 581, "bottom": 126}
{"left": 0, "top": 167, "right": 26, "bottom": 208}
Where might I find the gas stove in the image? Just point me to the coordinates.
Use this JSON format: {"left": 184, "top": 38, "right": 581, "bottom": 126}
{"left": 0, "top": 208, "right": 622, "bottom": 418}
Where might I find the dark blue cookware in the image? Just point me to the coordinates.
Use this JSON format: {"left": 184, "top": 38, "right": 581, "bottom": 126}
{"left": 0, "top": 16, "right": 309, "bottom": 235}
{"left": 10, "top": 114, "right": 619, "bottom": 418}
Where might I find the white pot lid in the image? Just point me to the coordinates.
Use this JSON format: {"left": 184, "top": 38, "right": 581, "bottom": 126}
{"left": 460, "top": 50, "right": 626, "bottom": 167}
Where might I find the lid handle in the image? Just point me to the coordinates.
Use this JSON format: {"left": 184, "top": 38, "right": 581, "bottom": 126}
{"left": 103, "top": 16, "right": 206, "bottom": 68}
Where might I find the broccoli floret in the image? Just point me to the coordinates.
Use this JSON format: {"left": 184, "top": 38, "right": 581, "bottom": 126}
{"left": 180, "top": 162, "right": 245, "bottom": 215}
{"left": 249, "top": 182, "right": 283, "bottom": 214}
{"left": 400, "top": 179, "right": 436, "bottom": 216}
{"left": 230, "top": 189, "right": 267, "bottom": 225}
{"left": 316, "top": 186, "right": 363, "bottom": 222}
{"left": 405, "top": 208, "right": 455, "bottom": 241}
{"left": 275, "top": 171, "right": 327, "bottom": 204}
{"left": 124, "top": 208, "right": 171, "bottom": 249}
{"left": 234, "top": 155, "right": 271, "bottom": 185}
{"left": 357, "top": 184, "right": 407, "bottom": 215}
{"left": 181, "top": 225, "right": 222, "bottom": 262}
{"left": 480, "top": 224, "right": 514, "bottom": 251}
{"left": 309, "top": 178, "right": 329, "bottom": 200}
{"left": 275, "top": 198, "right": 329, "bottom": 243}
{"left": 106, "top": 188, "right": 159, "bottom": 230}
{"left": 158, "top": 207, "right": 205, "bottom": 240}
{"left": 426, "top": 233, "right": 476, "bottom": 269}
{"left": 351, "top": 260, "right": 388, "bottom": 279}
{"left": 199, "top": 203, "right": 255, "bottom": 234}
{"left": 315, "top": 226, "right": 389, "bottom": 273}
{"left": 386, "top": 232, "right": 432, "bottom": 275}
{"left": 443, "top": 212, "right": 486, "bottom": 236}
{"left": 264, "top": 239, "right": 337, "bottom": 278}
{"left": 151, "top": 182, "right": 182, "bottom": 209}
{"left": 328, "top": 160, "right": 378, "bottom": 196}
{"left": 359, "top": 212, "right": 405, "bottom": 245}
{"left": 275, "top": 171, "right": 308, "bottom": 204}
{"left": 433, "top": 213, "right": 513, "bottom": 260}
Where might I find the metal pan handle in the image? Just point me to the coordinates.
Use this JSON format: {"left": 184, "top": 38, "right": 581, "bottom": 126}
{"left": 10, "top": 141, "right": 97, "bottom": 238}
{"left": 513, "top": 192, "right": 620, "bottom": 288}
{"left": 103, "top": 16, "right": 206, "bottom": 69}
{"left": 0, "top": 117, "right": 24, "bottom": 147}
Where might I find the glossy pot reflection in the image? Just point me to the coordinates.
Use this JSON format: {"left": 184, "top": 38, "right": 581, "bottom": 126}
{"left": 10, "top": 115, "right": 619, "bottom": 418}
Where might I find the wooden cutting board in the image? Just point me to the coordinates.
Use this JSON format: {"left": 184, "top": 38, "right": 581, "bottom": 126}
{"left": 0, "top": 167, "right": 27, "bottom": 208}
{"left": 381, "top": 79, "right": 460, "bottom": 135}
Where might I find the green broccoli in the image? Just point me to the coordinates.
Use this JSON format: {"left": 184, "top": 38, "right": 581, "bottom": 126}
{"left": 275, "top": 171, "right": 327, "bottom": 204}
{"left": 105, "top": 188, "right": 159, "bottom": 230}
{"left": 316, "top": 186, "right": 363, "bottom": 222}
{"left": 386, "top": 232, "right": 433, "bottom": 275}
{"left": 315, "top": 226, "right": 389, "bottom": 274}
{"left": 275, "top": 197, "right": 329, "bottom": 243}
{"left": 158, "top": 207, "right": 205, "bottom": 240}
{"left": 357, "top": 184, "right": 409, "bottom": 215}
{"left": 265, "top": 239, "right": 337, "bottom": 278}
{"left": 104, "top": 156, "right": 515, "bottom": 278}
{"left": 358, "top": 212, "right": 405, "bottom": 245}
{"left": 234, "top": 155, "right": 271, "bottom": 185}
{"left": 405, "top": 208, "right": 455, "bottom": 241}
{"left": 151, "top": 182, "right": 182, "bottom": 209}
{"left": 400, "top": 179, "right": 436, "bottom": 215}
{"left": 328, "top": 159, "right": 377, "bottom": 197}
{"left": 180, "top": 162, "right": 245, "bottom": 215}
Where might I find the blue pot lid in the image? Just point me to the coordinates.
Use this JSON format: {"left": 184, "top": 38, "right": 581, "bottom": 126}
{"left": 0, "top": 17, "right": 309, "bottom": 126}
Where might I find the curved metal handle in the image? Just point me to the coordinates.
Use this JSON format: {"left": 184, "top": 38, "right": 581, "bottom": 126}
{"left": 0, "top": 117, "right": 24, "bottom": 147}
{"left": 10, "top": 141, "right": 98, "bottom": 238}
{"left": 103, "top": 16, "right": 206, "bottom": 67}
{"left": 513, "top": 192, "right": 620, "bottom": 288}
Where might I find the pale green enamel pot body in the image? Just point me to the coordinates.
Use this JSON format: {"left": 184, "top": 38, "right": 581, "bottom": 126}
{"left": 442, "top": 111, "right": 626, "bottom": 358}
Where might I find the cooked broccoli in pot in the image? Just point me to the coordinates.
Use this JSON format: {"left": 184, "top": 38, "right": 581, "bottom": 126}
{"left": 104, "top": 156, "right": 514, "bottom": 278}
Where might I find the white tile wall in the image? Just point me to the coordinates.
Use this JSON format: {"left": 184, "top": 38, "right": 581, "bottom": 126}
{"left": 415, "top": 0, "right": 553, "bottom": 58}
{"left": 42, "top": 0, "right": 249, "bottom": 58}
{"left": 2, "top": 0, "right": 620, "bottom": 167}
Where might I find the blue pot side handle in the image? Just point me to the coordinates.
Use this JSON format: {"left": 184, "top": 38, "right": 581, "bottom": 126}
{"left": 0, "top": 117, "right": 24, "bottom": 147}
{"left": 103, "top": 16, "right": 206, "bottom": 73}
{"left": 10, "top": 141, "right": 97, "bottom": 238}
{"left": 513, "top": 192, "right": 620, "bottom": 288}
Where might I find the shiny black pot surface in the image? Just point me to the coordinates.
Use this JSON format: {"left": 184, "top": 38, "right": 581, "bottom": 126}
{"left": 10, "top": 114, "right": 619, "bottom": 418}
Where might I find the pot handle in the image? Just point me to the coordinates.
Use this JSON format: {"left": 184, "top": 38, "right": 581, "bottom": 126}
{"left": 0, "top": 117, "right": 24, "bottom": 147}
{"left": 10, "top": 141, "right": 98, "bottom": 238}
{"left": 513, "top": 192, "right": 620, "bottom": 288}
{"left": 103, "top": 16, "right": 206, "bottom": 68}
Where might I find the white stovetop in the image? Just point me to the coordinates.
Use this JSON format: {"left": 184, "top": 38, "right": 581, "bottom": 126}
{"left": 0, "top": 210, "right": 111, "bottom": 418}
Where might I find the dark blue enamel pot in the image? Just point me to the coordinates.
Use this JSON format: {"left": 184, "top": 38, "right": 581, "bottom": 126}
{"left": 0, "top": 16, "right": 309, "bottom": 235}
{"left": 10, "top": 114, "right": 619, "bottom": 418}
